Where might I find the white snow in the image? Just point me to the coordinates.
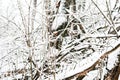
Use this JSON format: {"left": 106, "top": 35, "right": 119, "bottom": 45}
{"left": 0, "top": 0, "right": 120, "bottom": 80}
{"left": 51, "top": 14, "right": 67, "bottom": 30}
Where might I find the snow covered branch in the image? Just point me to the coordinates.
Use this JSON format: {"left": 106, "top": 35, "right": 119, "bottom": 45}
{"left": 62, "top": 43, "right": 120, "bottom": 80}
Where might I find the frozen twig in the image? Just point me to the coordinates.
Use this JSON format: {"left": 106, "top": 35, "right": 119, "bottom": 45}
{"left": 91, "top": 0, "right": 119, "bottom": 36}
{"left": 106, "top": 0, "right": 119, "bottom": 36}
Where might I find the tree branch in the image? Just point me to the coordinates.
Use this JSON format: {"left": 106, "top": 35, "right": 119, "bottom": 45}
{"left": 62, "top": 43, "right": 120, "bottom": 80}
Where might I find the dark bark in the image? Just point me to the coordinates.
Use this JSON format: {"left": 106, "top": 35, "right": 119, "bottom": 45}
{"left": 104, "top": 63, "right": 120, "bottom": 80}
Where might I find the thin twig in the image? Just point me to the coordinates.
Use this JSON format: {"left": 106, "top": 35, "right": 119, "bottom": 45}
{"left": 106, "top": 0, "right": 119, "bottom": 36}
{"left": 91, "top": 0, "right": 119, "bottom": 36}
{"left": 91, "top": 0, "right": 111, "bottom": 25}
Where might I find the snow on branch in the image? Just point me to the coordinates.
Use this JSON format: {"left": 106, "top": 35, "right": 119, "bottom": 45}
{"left": 62, "top": 43, "right": 120, "bottom": 80}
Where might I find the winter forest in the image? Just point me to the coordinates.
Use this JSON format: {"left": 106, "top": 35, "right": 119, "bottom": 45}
{"left": 0, "top": 0, "right": 120, "bottom": 80}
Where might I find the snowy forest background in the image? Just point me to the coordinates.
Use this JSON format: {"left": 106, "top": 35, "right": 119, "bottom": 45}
{"left": 0, "top": 0, "right": 120, "bottom": 80}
